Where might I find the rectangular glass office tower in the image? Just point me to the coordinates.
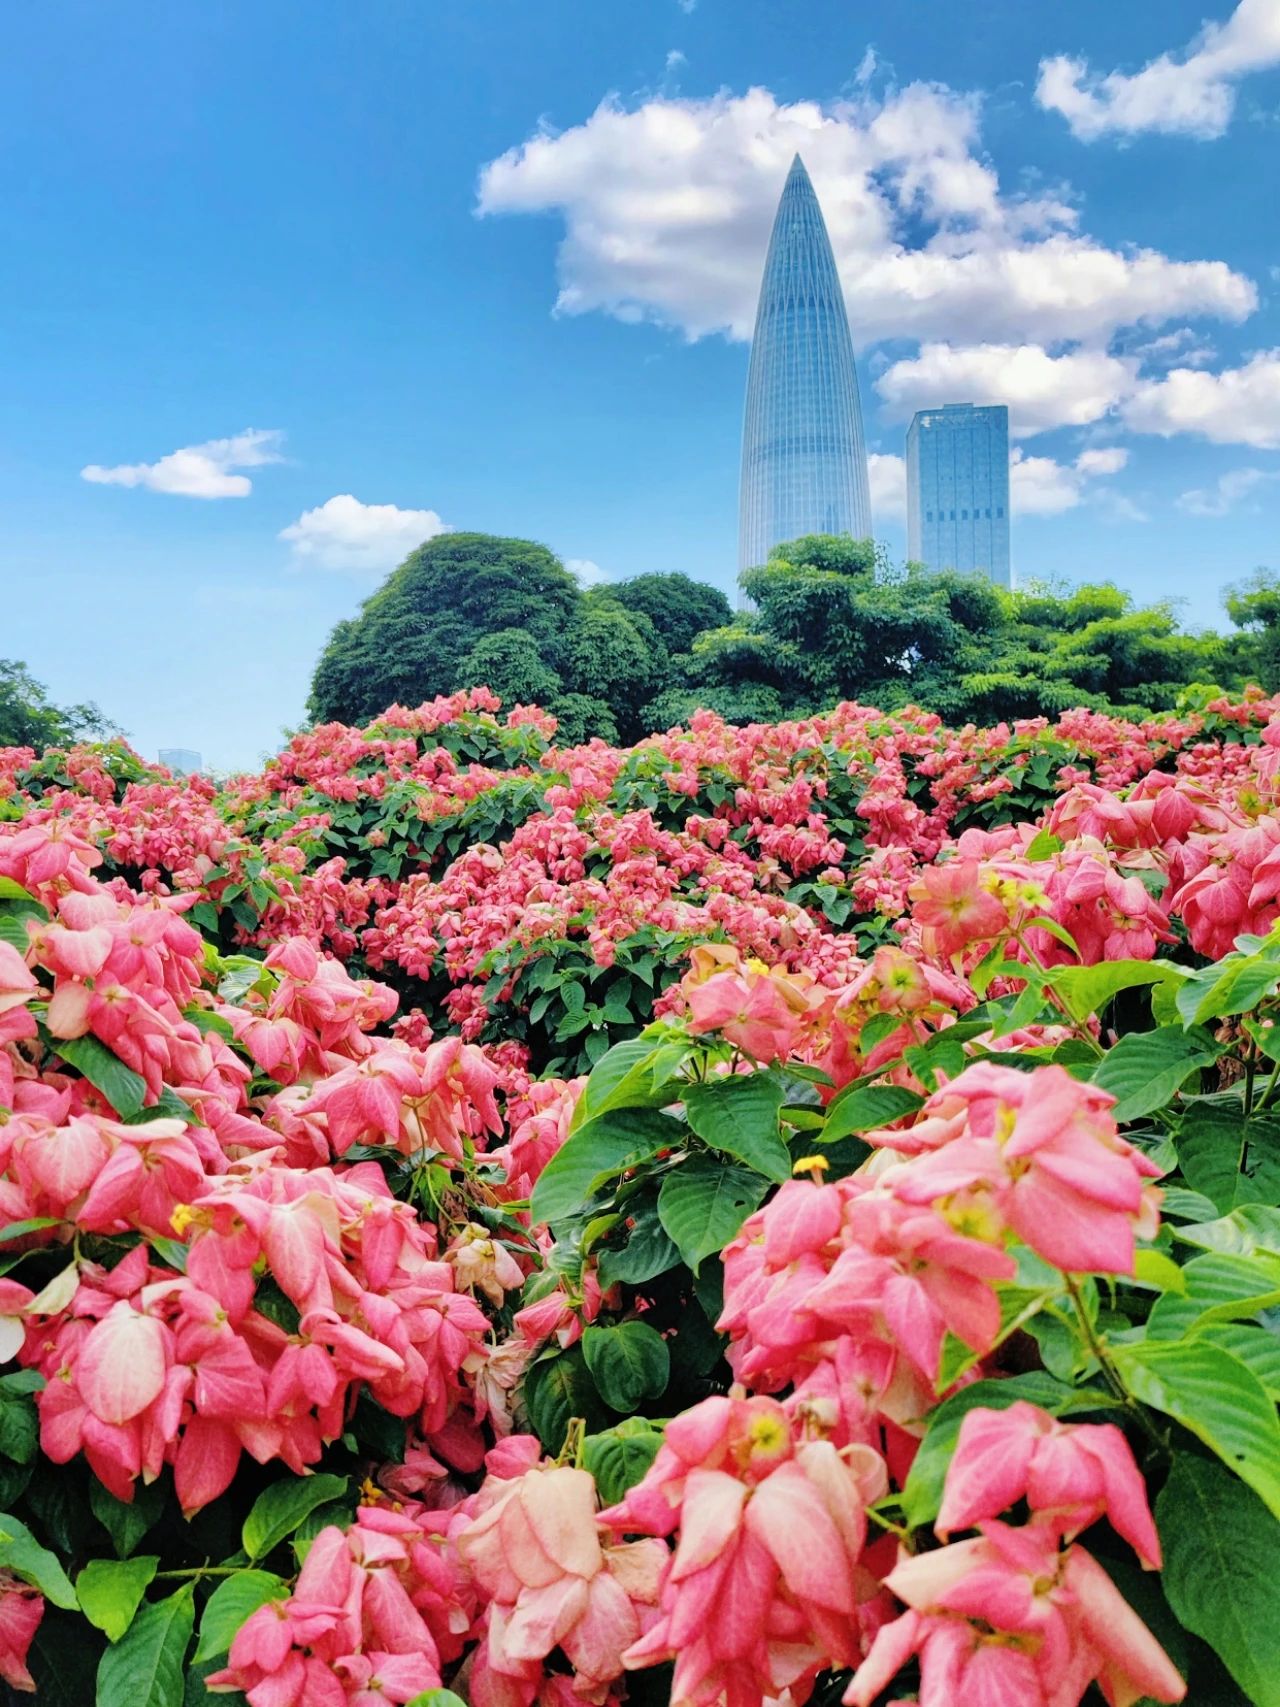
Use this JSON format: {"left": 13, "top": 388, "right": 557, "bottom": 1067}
{"left": 906, "top": 403, "right": 1011, "bottom": 586}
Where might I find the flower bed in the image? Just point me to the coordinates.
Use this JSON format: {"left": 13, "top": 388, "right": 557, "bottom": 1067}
{"left": 0, "top": 690, "right": 1278, "bottom": 1703}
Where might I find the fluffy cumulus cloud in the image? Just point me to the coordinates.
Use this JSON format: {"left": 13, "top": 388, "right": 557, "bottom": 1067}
{"left": 868, "top": 452, "right": 907, "bottom": 520}
{"left": 81, "top": 429, "right": 284, "bottom": 498}
{"left": 1122, "top": 349, "right": 1280, "bottom": 447}
{"left": 1037, "top": 0, "right": 1280, "bottom": 142}
{"left": 477, "top": 84, "right": 1255, "bottom": 347}
{"left": 279, "top": 495, "right": 451, "bottom": 572}
{"left": 1177, "top": 466, "right": 1277, "bottom": 516}
{"left": 1010, "top": 447, "right": 1130, "bottom": 516}
{"left": 876, "top": 343, "right": 1137, "bottom": 436}
{"left": 565, "top": 557, "right": 610, "bottom": 585}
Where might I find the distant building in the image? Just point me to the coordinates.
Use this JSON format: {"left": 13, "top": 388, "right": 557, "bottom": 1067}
{"left": 739, "top": 155, "right": 872, "bottom": 577}
{"left": 159, "top": 748, "right": 202, "bottom": 777}
{"left": 906, "top": 403, "right": 1011, "bottom": 586}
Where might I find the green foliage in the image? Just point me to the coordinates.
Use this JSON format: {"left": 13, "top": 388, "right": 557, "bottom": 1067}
{"left": 595, "top": 572, "right": 732, "bottom": 655}
{"left": 0, "top": 658, "right": 116, "bottom": 753}
{"left": 95, "top": 1584, "right": 194, "bottom": 1707}
{"left": 241, "top": 1474, "right": 350, "bottom": 1561}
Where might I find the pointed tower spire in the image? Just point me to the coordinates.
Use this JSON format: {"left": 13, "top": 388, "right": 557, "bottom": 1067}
{"left": 738, "top": 154, "right": 872, "bottom": 577}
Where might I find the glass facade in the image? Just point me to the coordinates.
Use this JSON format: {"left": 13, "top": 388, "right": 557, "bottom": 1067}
{"left": 739, "top": 156, "right": 871, "bottom": 576}
{"left": 906, "top": 403, "right": 1011, "bottom": 587}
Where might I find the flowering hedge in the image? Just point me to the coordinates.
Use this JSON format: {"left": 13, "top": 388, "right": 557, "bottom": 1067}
{"left": 1, "top": 690, "right": 1280, "bottom": 1703}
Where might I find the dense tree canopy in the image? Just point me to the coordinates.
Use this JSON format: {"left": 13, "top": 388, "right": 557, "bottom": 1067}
{"left": 593, "top": 571, "right": 732, "bottom": 655}
{"left": 0, "top": 658, "right": 115, "bottom": 752}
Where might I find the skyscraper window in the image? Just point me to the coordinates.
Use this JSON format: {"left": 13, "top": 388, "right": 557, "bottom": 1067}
{"left": 738, "top": 156, "right": 871, "bottom": 576}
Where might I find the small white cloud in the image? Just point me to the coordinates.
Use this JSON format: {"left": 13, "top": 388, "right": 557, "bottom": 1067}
{"left": 1177, "top": 466, "right": 1276, "bottom": 516}
{"left": 867, "top": 452, "right": 906, "bottom": 520}
{"left": 81, "top": 428, "right": 284, "bottom": 499}
{"left": 280, "top": 494, "right": 451, "bottom": 572}
{"left": 1010, "top": 445, "right": 1130, "bottom": 516}
{"left": 665, "top": 49, "right": 687, "bottom": 71}
{"left": 676, "top": 0, "right": 696, "bottom": 11}
{"left": 566, "top": 557, "right": 610, "bottom": 586}
{"left": 1128, "top": 327, "right": 1217, "bottom": 368}
{"left": 1037, "top": 0, "right": 1280, "bottom": 142}
{"left": 854, "top": 46, "right": 877, "bottom": 86}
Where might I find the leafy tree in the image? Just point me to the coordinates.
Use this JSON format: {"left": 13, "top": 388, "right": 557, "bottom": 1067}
{"left": 562, "top": 602, "right": 667, "bottom": 742}
{"left": 1224, "top": 567, "right": 1280, "bottom": 690}
{"left": 459, "top": 629, "right": 563, "bottom": 709}
{"left": 595, "top": 572, "right": 733, "bottom": 656}
{"left": 308, "top": 533, "right": 580, "bottom": 724}
{"left": 0, "top": 659, "right": 115, "bottom": 752}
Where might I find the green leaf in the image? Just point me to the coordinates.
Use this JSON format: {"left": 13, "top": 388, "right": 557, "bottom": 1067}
{"left": 1115, "top": 1338, "right": 1280, "bottom": 1517}
{"left": 0, "top": 1382, "right": 38, "bottom": 1464}
{"left": 1171, "top": 1204, "right": 1280, "bottom": 1257}
{"left": 91, "top": 1479, "right": 164, "bottom": 1559}
{"left": 1090, "top": 1025, "right": 1222, "bottom": 1122}
{"left": 683, "top": 1073, "right": 789, "bottom": 1182}
{"left": 26, "top": 1608, "right": 103, "bottom": 1707}
{"left": 0, "top": 1510, "right": 78, "bottom": 1607}
{"left": 0, "top": 1216, "right": 62, "bottom": 1244}
{"left": 77, "top": 1555, "right": 158, "bottom": 1643}
{"left": 819, "top": 1083, "right": 922, "bottom": 1146}
{"left": 1176, "top": 950, "right": 1280, "bottom": 1027}
{"left": 657, "top": 1156, "right": 769, "bottom": 1274}
{"left": 96, "top": 1583, "right": 194, "bottom": 1707}
{"left": 596, "top": 1211, "right": 679, "bottom": 1289}
{"left": 531, "top": 1110, "right": 684, "bottom": 1226}
{"left": 1158, "top": 1454, "right": 1280, "bottom": 1706}
{"left": 1198, "top": 1324, "right": 1280, "bottom": 1399}
{"left": 406, "top": 1692, "right": 470, "bottom": 1707}
{"left": 1177, "top": 1107, "right": 1280, "bottom": 1213}
{"left": 48, "top": 1032, "right": 149, "bottom": 1120}
{"left": 522, "top": 1347, "right": 608, "bottom": 1453}
{"left": 0, "top": 876, "right": 39, "bottom": 904}
{"left": 241, "top": 1474, "right": 349, "bottom": 1562}
{"left": 193, "top": 1570, "right": 288, "bottom": 1663}
{"left": 900, "top": 1373, "right": 1117, "bottom": 1528}
{"left": 1043, "top": 958, "right": 1183, "bottom": 1026}
{"left": 582, "top": 1321, "right": 670, "bottom": 1412}
{"left": 583, "top": 1419, "right": 664, "bottom": 1506}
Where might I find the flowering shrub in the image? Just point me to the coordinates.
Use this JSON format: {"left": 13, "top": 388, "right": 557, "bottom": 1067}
{"left": 1, "top": 692, "right": 1280, "bottom": 1703}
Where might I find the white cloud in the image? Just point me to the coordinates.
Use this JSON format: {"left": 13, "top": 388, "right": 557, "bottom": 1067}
{"left": 854, "top": 47, "right": 877, "bottom": 86}
{"left": 868, "top": 452, "right": 906, "bottom": 520}
{"left": 1122, "top": 349, "right": 1280, "bottom": 447}
{"left": 81, "top": 428, "right": 284, "bottom": 498}
{"left": 1010, "top": 446, "right": 1129, "bottom": 516}
{"left": 477, "top": 85, "right": 1255, "bottom": 347}
{"left": 665, "top": 49, "right": 686, "bottom": 71}
{"left": 280, "top": 494, "right": 451, "bottom": 572}
{"left": 1125, "top": 327, "right": 1217, "bottom": 368}
{"left": 566, "top": 557, "right": 610, "bottom": 586}
{"left": 1037, "top": 0, "right": 1280, "bottom": 142}
{"left": 1177, "top": 466, "right": 1277, "bottom": 516}
{"left": 876, "top": 342, "right": 1135, "bottom": 436}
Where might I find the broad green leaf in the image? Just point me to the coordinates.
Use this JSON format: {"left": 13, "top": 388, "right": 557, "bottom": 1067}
{"left": 572, "top": 1036, "right": 666, "bottom": 1124}
{"left": 0, "top": 877, "right": 39, "bottom": 904}
{"left": 406, "top": 1692, "right": 470, "bottom": 1707}
{"left": 900, "top": 1373, "right": 1117, "bottom": 1528}
{"left": 531, "top": 1110, "right": 684, "bottom": 1226}
{"left": 1043, "top": 958, "right": 1183, "bottom": 1026}
{"left": 1198, "top": 1324, "right": 1280, "bottom": 1399}
{"left": 1176, "top": 950, "right": 1280, "bottom": 1028}
{"left": 96, "top": 1583, "right": 194, "bottom": 1707}
{"left": 596, "top": 1210, "right": 679, "bottom": 1289}
{"left": 657, "top": 1156, "right": 768, "bottom": 1274}
{"left": 683, "top": 1073, "right": 789, "bottom": 1182}
{"left": 819, "top": 1083, "right": 922, "bottom": 1146}
{"left": 1176, "top": 1107, "right": 1280, "bottom": 1213}
{"left": 1158, "top": 1454, "right": 1280, "bottom": 1706}
{"left": 47, "top": 1032, "right": 148, "bottom": 1120}
{"left": 1132, "top": 1248, "right": 1187, "bottom": 1293}
{"left": 91, "top": 1479, "right": 164, "bottom": 1559}
{"left": 0, "top": 1217, "right": 61, "bottom": 1244}
{"left": 77, "top": 1555, "right": 158, "bottom": 1643}
{"left": 934, "top": 1279, "right": 1065, "bottom": 1390}
{"left": 582, "top": 1321, "right": 670, "bottom": 1412}
{"left": 1171, "top": 1203, "right": 1280, "bottom": 1257}
{"left": 0, "top": 1511, "right": 78, "bottom": 1607}
{"left": 0, "top": 1381, "right": 38, "bottom": 1464}
{"left": 1090, "top": 1025, "right": 1222, "bottom": 1122}
{"left": 583, "top": 1419, "right": 664, "bottom": 1505}
{"left": 193, "top": 1570, "right": 288, "bottom": 1663}
{"left": 1147, "top": 1251, "right": 1280, "bottom": 1339}
{"left": 1115, "top": 1338, "right": 1280, "bottom": 1518}
{"left": 241, "top": 1474, "right": 349, "bottom": 1562}
{"left": 522, "top": 1347, "right": 608, "bottom": 1453}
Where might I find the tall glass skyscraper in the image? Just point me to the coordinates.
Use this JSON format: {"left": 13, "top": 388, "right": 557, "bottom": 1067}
{"left": 738, "top": 155, "right": 871, "bottom": 575}
{"left": 906, "top": 403, "right": 1011, "bottom": 586}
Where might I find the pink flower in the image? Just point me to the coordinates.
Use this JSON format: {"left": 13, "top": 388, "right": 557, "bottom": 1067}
{"left": 909, "top": 860, "right": 1011, "bottom": 961}
{"left": 937, "top": 1402, "right": 1161, "bottom": 1567}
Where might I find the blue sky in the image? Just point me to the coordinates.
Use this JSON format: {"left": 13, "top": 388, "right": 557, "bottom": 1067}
{"left": 3, "top": 0, "right": 1280, "bottom": 770}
